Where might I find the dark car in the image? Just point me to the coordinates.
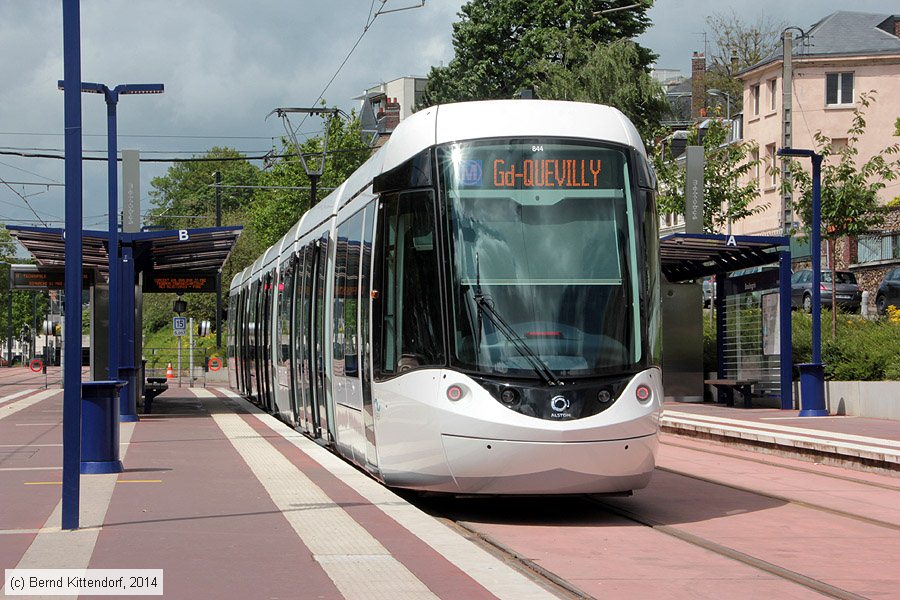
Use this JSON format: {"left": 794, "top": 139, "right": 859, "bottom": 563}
{"left": 875, "top": 266, "right": 900, "bottom": 315}
{"left": 790, "top": 269, "right": 862, "bottom": 313}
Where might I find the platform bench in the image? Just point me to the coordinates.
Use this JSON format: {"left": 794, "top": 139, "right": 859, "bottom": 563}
{"left": 704, "top": 378, "right": 756, "bottom": 409}
{"left": 143, "top": 377, "right": 169, "bottom": 414}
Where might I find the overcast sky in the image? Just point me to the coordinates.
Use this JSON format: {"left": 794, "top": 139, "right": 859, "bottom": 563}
{"left": 0, "top": 0, "right": 897, "bottom": 238}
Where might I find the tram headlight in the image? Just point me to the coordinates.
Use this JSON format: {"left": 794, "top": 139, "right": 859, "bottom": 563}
{"left": 447, "top": 385, "right": 465, "bottom": 401}
{"left": 635, "top": 384, "right": 652, "bottom": 404}
{"left": 500, "top": 388, "right": 519, "bottom": 405}
{"left": 597, "top": 389, "right": 612, "bottom": 403}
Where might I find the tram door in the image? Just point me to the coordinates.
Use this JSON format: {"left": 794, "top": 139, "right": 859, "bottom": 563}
{"left": 263, "top": 274, "right": 277, "bottom": 412}
{"left": 259, "top": 274, "right": 275, "bottom": 412}
{"left": 360, "top": 205, "right": 378, "bottom": 471}
{"left": 275, "top": 262, "right": 294, "bottom": 422}
{"left": 241, "top": 289, "right": 253, "bottom": 398}
{"left": 294, "top": 246, "right": 315, "bottom": 433}
{"left": 310, "top": 235, "right": 333, "bottom": 441}
{"left": 247, "top": 282, "right": 258, "bottom": 403}
{"left": 255, "top": 279, "right": 267, "bottom": 408}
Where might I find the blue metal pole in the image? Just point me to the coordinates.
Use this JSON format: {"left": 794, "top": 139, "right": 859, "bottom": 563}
{"left": 798, "top": 153, "right": 828, "bottom": 416}
{"left": 61, "top": 0, "right": 84, "bottom": 531}
{"left": 810, "top": 154, "right": 822, "bottom": 365}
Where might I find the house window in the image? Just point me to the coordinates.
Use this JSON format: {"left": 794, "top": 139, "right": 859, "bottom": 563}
{"left": 826, "top": 72, "right": 854, "bottom": 106}
{"left": 766, "top": 144, "right": 776, "bottom": 188}
{"left": 767, "top": 79, "right": 777, "bottom": 111}
{"left": 751, "top": 84, "right": 760, "bottom": 116}
{"left": 751, "top": 148, "right": 760, "bottom": 184}
{"left": 857, "top": 232, "right": 900, "bottom": 264}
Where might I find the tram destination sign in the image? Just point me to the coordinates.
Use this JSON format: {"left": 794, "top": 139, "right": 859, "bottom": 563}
{"left": 10, "top": 265, "right": 94, "bottom": 290}
{"left": 456, "top": 145, "right": 623, "bottom": 191}
{"left": 143, "top": 272, "right": 218, "bottom": 294}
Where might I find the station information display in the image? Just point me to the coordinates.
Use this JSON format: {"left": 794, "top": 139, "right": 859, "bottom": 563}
{"left": 143, "top": 272, "right": 217, "bottom": 294}
{"left": 10, "top": 266, "right": 94, "bottom": 290}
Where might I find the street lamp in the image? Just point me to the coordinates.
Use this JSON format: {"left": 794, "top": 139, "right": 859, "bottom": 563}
{"left": 707, "top": 88, "right": 732, "bottom": 120}
{"left": 777, "top": 147, "right": 828, "bottom": 417}
{"left": 57, "top": 81, "right": 164, "bottom": 422}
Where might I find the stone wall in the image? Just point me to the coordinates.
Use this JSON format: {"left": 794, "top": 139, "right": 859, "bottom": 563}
{"left": 835, "top": 206, "right": 900, "bottom": 312}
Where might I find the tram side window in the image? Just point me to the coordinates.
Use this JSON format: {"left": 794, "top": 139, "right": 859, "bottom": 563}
{"left": 279, "top": 266, "right": 293, "bottom": 367}
{"left": 334, "top": 213, "right": 365, "bottom": 378}
{"left": 374, "top": 191, "right": 444, "bottom": 376}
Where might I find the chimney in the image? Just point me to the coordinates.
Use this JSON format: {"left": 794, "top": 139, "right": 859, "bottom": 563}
{"left": 895, "top": 17, "right": 900, "bottom": 38}
{"left": 691, "top": 52, "right": 706, "bottom": 119}
{"left": 382, "top": 97, "right": 401, "bottom": 133}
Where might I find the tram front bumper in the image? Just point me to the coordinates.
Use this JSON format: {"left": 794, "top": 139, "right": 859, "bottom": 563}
{"left": 438, "top": 432, "right": 658, "bottom": 495}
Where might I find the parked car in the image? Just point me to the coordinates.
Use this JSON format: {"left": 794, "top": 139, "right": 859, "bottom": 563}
{"left": 875, "top": 266, "right": 900, "bottom": 315}
{"left": 702, "top": 277, "right": 713, "bottom": 308}
{"left": 790, "top": 269, "right": 862, "bottom": 313}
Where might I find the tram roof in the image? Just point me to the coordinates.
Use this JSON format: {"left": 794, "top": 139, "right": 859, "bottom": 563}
{"left": 7, "top": 225, "right": 242, "bottom": 279}
{"left": 660, "top": 233, "right": 789, "bottom": 282}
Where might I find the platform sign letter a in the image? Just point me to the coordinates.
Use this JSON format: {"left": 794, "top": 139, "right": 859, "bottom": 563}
{"left": 179, "top": 230, "right": 189, "bottom": 241}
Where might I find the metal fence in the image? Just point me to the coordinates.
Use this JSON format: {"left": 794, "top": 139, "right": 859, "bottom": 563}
{"left": 143, "top": 347, "right": 209, "bottom": 388}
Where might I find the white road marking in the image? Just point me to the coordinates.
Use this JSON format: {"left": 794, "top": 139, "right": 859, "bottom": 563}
{"left": 216, "top": 386, "right": 559, "bottom": 600}
{"left": 0, "top": 390, "right": 60, "bottom": 421}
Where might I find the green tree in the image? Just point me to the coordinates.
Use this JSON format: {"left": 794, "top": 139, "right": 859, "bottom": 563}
{"left": 147, "top": 147, "right": 261, "bottom": 231}
{"left": 786, "top": 92, "right": 900, "bottom": 334}
{"left": 142, "top": 114, "right": 370, "bottom": 343}
{"left": 0, "top": 228, "right": 50, "bottom": 362}
{"left": 251, "top": 112, "right": 371, "bottom": 249}
{"left": 145, "top": 148, "right": 262, "bottom": 344}
{"left": 537, "top": 38, "right": 669, "bottom": 140}
{"left": 421, "top": 0, "right": 655, "bottom": 106}
{"left": 652, "top": 117, "right": 764, "bottom": 233}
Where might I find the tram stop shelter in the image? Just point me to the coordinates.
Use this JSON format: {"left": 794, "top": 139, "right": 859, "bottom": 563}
{"left": 659, "top": 232, "right": 793, "bottom": 410}
{"left": 7, "top": 224, "right": 241, "bottom": 417}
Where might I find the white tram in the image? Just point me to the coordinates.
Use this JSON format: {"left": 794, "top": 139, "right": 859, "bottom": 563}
{"left": 228, "top": 100, "right": 663, "bottom": 495}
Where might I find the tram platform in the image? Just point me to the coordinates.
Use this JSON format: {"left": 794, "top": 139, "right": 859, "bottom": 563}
{"left": 662, "top": 400, "right": 900, "bottom": 474}
{"left": 0, "top": 383, "right": 559, "bottom": 599}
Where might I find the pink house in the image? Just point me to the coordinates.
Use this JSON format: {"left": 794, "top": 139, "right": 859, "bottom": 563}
{"left": 735, "top": 11, "right": 900, "bottom": 240}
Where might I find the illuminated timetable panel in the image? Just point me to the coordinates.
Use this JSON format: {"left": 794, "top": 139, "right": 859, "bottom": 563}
{"left": 143, "top": 272, "right": 217, "bottom": 293}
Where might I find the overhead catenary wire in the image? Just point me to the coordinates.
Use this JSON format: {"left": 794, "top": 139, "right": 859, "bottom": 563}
{"left": 0, "top": 177, "right": 51, "bottom": 227}
{"left": 290, "top": 1, "right": 425, "bottom": 135}
{"left": 0, "top": 146, "right": 372, "bottom": 163}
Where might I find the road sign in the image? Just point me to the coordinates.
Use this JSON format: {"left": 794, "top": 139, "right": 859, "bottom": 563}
{"left": 173, "top": 317, "right": 187, "bottom": 337}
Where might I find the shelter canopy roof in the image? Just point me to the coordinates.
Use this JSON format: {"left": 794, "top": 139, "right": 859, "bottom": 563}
{"left": 7, "top": 225, "right": 242, "bottom": 279}
{"left": 660, "top": 233, "right": 789, "bottom": 282}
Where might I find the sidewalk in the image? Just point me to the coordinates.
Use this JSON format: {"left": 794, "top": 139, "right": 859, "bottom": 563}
{"left": 0, "top": 386, "right": 558, "bottom": 599}
{"left": 662, "top": 401, "right": 900, "bottom": 473}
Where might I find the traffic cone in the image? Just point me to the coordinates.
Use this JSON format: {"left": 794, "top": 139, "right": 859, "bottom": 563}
{"left": 166, "top": 362, "right": 174, "bottom": 379}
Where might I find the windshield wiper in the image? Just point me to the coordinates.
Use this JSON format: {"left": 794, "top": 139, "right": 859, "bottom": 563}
{"left": 472, "top": 253, "right": 564, "bottom": 387}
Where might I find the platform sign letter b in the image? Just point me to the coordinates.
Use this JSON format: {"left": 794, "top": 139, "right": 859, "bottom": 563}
{"left": 178, "top": 230, "right": 189, "bottom": 241}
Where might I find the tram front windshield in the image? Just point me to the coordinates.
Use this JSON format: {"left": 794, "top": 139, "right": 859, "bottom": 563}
{"left": 440, "top": 140, "right": 642, "bottom": 379}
